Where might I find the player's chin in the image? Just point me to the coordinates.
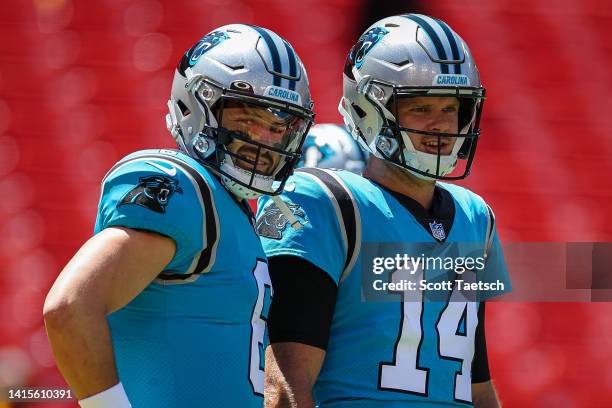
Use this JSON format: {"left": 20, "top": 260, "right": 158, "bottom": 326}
{"left": 417, "top": 145, "right": 454, "bottom": 155}
{"left": 257, "top": 154, "right": 284, "bottom": 176}
{"left": 233, "top": 158, "right": 275, "bottom": 176}
{"left": 254, "top": 165, "right": 273, "bottom": 176}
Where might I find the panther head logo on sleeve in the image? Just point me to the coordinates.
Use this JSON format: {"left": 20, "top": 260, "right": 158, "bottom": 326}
{"left": 118, "top": 175, "right": 183, "bottom": 214}
{"left": 256, "top": 202, "right": 305, "bottom": 239}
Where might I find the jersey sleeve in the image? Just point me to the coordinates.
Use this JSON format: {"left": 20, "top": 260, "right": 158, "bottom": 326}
{"left": 255, "top": 173, "right": 346, "bottom": 285}
{"left": 94, "top": 157, "right": 206, "bottom": 274}
{"left": 478, "top": 204, "right": 512, "bottom": 300}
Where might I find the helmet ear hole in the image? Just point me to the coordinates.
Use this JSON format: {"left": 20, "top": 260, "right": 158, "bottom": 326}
{"left": 177, "top": 100, "right": 191, "bottom": 116}
{"left": 352, "top": 103, "right": 367, "bottom": 119}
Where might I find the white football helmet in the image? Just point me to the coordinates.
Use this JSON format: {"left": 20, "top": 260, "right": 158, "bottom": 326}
{"left": 299, "top": 124, "right": 368, "bottom": 174}
{"left": 166, "top": 24, "right": 315, "bottom": 199}
{"left": 338, "top": 14, "right": 485, "bottom": 180}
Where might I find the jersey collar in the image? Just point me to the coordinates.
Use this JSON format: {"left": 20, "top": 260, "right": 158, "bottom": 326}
{"left": 376, "top": 182, "right": 455, "bottom": 242}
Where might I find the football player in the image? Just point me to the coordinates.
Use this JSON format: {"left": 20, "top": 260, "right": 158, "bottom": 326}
{"left": 299, "top": 123, "right": 368, "bottom": 174}
{"left": 257, "top": 15, "right": 510, "bottom": 407}
{"left": 43, "top": 24, "right": 314, "bottom": 408}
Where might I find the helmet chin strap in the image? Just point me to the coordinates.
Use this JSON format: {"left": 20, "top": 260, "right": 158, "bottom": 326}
{"left": 222, "top": 178, "right": 261, "bottom": 200}
{"left": 398, "top": 129, "right": 461, "bottom": 179}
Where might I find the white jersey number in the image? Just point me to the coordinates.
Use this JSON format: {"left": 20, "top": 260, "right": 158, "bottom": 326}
{"left": 249, "top": 259, "right": 273, "bottom": 396}
{"left": 379, "top": 268, "right": 478, "bottom": 403}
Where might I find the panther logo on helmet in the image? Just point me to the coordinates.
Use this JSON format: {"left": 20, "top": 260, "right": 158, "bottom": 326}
{"left": 178, "top": 31, "right": 231, "bottom": 75}
{"left": 118, "top": 175, "right": 183, "bottom": 214}
{"left": 346, "top": 27, "right": 389, "bottom": 73}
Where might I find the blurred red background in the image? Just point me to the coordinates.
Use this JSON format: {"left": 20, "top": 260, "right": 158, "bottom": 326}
{"left": 1, "top": 0, "right": 611, "bottom": 406}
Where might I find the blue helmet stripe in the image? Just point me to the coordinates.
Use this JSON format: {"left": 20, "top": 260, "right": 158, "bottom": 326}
{"left": 403, "top": 14, "right": 449, "bottom": 74}
{"left": 435, "top": 18, "right": 462, "bottom": 75}
{"left": 250, "top": 25, "right": 283, "bottom": 86}
{"left": 283, "top": 40, "right": 298, "bottom": 91}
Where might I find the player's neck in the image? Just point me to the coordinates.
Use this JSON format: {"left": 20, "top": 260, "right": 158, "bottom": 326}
{"left": 364, "top": 156, "right": 435, "bottom": 210}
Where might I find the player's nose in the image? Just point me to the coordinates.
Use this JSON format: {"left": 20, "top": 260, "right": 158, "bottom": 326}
{"left": 247, "top": 123, "right": 281, "bottom": 145}
{"left": 425, "top": 114, "right": 452, "bottom": 133}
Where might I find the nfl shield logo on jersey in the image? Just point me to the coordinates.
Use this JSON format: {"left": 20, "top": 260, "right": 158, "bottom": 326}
{"left": 429, "top": 221, "right": 446, "bottom": 241}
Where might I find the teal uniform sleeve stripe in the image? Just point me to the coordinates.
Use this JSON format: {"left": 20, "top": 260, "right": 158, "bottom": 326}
{"left": 153, "top": 155, "right": 220, "bottom": 279}
{"left": 296, "top": 168, "right": 361, "bottom": 281}
{"left": 103, "top": 152, "right": 220, "bottom": 280}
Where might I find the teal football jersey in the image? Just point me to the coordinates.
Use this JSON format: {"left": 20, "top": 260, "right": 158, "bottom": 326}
{"left": 257, "top": 169, "right": 510, "bottom": 407}
{"left": 95, "top": 149, "right": 271, "bottom": 408}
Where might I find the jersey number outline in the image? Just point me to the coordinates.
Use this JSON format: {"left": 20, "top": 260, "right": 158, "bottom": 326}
{"left": 248, "top": 259, "right": 273, "bottom": 396}
{"left": 378, "top": 268, "right": 478, "bottom": 403}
